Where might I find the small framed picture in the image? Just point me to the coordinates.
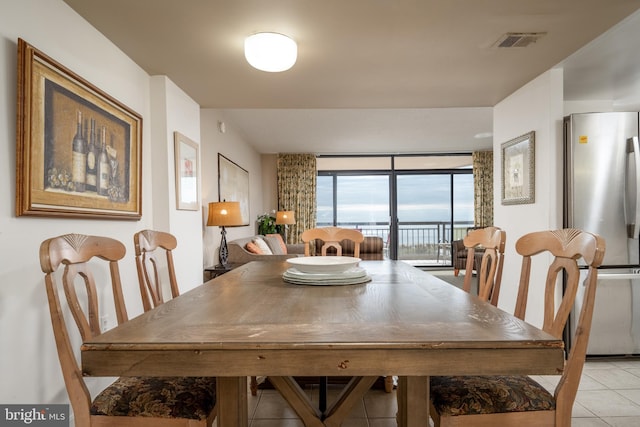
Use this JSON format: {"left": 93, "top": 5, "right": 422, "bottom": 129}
{"left": 174, "top": 132, "right": 199, "bottom": 210}
{"left": 501, "top": 131, "right": 535, "bottom": 205}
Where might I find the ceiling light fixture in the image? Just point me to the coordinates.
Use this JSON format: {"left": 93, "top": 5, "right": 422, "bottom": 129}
{"left": 244, "top": 32, "right": 297, "bottom": 72}
{"left": 474, "top": 132, "right": 493, "bottom": 139}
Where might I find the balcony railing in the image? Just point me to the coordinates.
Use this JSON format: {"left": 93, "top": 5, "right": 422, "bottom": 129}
{"left": 316, "top": 221, "right": 474, "bottom": 266}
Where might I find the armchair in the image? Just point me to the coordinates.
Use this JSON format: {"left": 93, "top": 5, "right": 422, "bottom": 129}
{"left": 451, "top": 227, "right": 485, "bottom": 276}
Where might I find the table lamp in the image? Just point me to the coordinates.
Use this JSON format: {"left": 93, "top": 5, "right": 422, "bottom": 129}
{"left": 275, "top": 210, "right": 295, "bottom": 242}
{"left": 207, "top": 201, "right": 243, "bottom": 267}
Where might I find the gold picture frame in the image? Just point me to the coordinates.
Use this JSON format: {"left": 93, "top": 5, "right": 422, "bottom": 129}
{"left": 16, "top": 38, "right": 142, "bottom": 220}
{"left": 218, "top": 154, "right": 250, "bottom": 225}
{"left": 501, "top": 131, "right": 535, "bottom": 205}
{"left": 174, "top": 132, "right": 199, "bottom": 211}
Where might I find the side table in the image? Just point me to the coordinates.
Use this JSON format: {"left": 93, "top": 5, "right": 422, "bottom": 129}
{"left": 203, "top": 264, "right": 239, "bottom": 281}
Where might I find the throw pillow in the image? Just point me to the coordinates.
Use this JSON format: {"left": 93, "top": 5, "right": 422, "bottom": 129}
{"left": 266, "top": 233, "right": 288, "bottom": 254}
{"left": 253, "top": 238, "right": 273, "bottom": 255}
{"left": 245, "top": 241, "right": 263, "bottom": 255}
{"left": 263, "top": 235, "right": 285, "bottom": 255}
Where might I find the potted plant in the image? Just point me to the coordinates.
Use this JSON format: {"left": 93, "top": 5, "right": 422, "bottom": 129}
{"left": 257, "top": 212, "right": 278, "bottom": 235}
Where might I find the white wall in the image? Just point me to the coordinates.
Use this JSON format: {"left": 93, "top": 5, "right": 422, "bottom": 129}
{"left": 0, "top": 0, "right": 217, "bottom": 417}
{"left": 493, "top": 69, "right": 564, "bottom": 327}
{"left": 0, "top": 0, "right": 154, "bottom": 406}
{"left": 564, "top": 100, "right": 615, "bottom": 115}
{"left": 200, "top": 110, "right": 264, "bottom": 267}
{"left": 261, "top": 154, "right": 279, "bottom": 214}
{"left": 150, "top": 76, "right": 204, "bottom": 290}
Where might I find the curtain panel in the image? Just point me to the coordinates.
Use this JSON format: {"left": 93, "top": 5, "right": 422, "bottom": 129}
{"left": 277, "top": 154, "right": 317, "bottom": 244}
{"left": 473, "top": 151, "right": 493, "bottom": 227}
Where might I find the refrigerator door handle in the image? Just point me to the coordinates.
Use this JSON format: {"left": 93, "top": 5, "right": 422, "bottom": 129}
{"left": 598, "top": 271, "right": 640, "bottom": 280}
{"left": 625, "top": 136, "right": 640, "bottom": 239}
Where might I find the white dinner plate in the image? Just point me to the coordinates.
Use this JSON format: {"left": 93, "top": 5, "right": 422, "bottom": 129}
{"left": 283, "top": 267, "right": 371, "bottom": 286}
{"left": 286, "top": 256, "right": 361, "bottom": 274}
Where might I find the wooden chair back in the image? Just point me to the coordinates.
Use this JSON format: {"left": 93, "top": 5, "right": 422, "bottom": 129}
{"left": 300, "top": 227, "right": 365, "bottom": 257}
{"left": 39, "top": 234, "right": 128, "bottom": 425}
{"left": 514, "top": 228, "right": 605, "bottom": 424}
{"left": 134, "top": 229, "right": 179, "bottom": 312}
{"left": 462, "top": 226, "right": 506, "bottom": 306}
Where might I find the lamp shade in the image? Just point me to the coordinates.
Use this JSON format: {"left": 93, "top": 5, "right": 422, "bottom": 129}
{"left": 244, "top": 32, "right": 297, "bottom": 72}
{"left": 207, "top": 201, "right": 244, "bottom": 227}
{"left": 275, "top": 210, "right": 296, "bottom": 225}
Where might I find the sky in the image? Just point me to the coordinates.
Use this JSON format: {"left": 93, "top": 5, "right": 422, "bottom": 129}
{"left": 317, "top": 173, "right": 474, "bottom": 225}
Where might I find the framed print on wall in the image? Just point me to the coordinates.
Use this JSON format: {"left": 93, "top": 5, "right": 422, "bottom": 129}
{"left": 218, "top": 154, "right": 250, "bottom": 225}
{"left": 174, "top": 132, "right": 199, "bottom": 211}
{"left": 15, "top": 38, "right": 142, "bottom": 220}
{"left": 501, "top": 131, "right": 535, "bottom": 205}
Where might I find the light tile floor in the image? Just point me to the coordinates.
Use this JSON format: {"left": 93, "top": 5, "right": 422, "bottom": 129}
{"left": 214, "top": 359, "right": 640, "bottom": 426}
{"left": 538, "top": 358, "right": 640, "bottom": 427}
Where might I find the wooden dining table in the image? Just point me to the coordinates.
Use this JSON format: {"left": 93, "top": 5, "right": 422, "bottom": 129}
{"left": 81, "top": 260, "right": 565, "bottom": 427}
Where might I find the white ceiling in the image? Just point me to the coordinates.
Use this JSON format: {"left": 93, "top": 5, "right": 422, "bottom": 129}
{"left": 62, "top": 0, "right": 640, "bottom": 154}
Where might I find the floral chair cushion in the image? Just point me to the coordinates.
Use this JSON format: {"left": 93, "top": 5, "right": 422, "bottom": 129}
{"left": 430, "top": 375, "right": 555, "bottom": 416}
{"left": 91, "top": 376, "right": 216, "bottom": 420}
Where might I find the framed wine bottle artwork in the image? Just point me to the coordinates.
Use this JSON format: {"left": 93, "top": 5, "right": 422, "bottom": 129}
{"left": 15, "top": 38, "right": 142, "bottom": 220}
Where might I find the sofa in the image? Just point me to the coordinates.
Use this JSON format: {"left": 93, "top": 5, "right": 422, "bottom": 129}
{"left": 228, "top": 235, "right": 385, "bottom": 266}
{"left": 227, "top": 235, "right": 305, "bottom": 266}
{"left": 315, "top": 235, "right": 385, "bottom": 260}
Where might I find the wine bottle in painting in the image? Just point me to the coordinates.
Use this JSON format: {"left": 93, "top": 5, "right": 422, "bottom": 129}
{"left": 71, "top": 110, "right": 86, "bottom": 192}
{"left": 98, "top": 126, "right": 111, "bottom": 196}
{"left": 85, "top": 118, "right": 97, "bottom": 192}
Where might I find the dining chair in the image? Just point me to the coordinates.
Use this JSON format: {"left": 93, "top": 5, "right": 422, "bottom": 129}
{"left": 461, "top": 226, "right": 506, "bottom": 306}
{"left": 133, "top": 230, "right": 263, "bottom": 397}
{"left": 300, "top": 226, "right": 365, "bottom": 257}
{"left": 133, "top": 229, "right": 180, "bottom": 312}
{"left": 40, "top": 233, "right": 217, "bottom": 427}
{"left": 429, "top": 228, "right": 605, "bottom": 427}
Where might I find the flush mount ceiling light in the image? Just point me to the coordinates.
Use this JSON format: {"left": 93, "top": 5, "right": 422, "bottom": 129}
{"left": 244, "top": 32, "right": 297, "bottom": 72}
{"left": 474, "top": 132, "right": 493, "bottom": 139}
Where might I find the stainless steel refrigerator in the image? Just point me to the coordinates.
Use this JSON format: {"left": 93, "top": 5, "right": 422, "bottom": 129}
{"left": 564, "top": 112, "right": 640, "bottom": 356}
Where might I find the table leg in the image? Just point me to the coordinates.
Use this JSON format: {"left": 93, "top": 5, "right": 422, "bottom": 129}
{"left": 268, "top": 376, "right": 324, "bottom": 427}
{"left": 217, "top": 376, "right": 248, "bottom": 427}
{"left": 396, "top": 376, "right": 429, "bottom": 427}
{"left": 323, "top": 376, "right": 378, "bottom": 427}
{"left": 319, "top": 376, "right": 328, "bottom": 413}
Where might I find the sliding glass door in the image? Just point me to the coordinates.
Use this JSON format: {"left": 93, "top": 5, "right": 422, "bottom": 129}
{"left": 396, "top": 174, "right": 451, "bottom": 265}
{"left": 317, "top": 155, "right": 474, "bottom": 267}
{"left": 394, "top": 172, "right": 474, "bottom": 265}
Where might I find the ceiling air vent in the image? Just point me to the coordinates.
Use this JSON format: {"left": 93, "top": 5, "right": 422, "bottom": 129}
{"left": 493, "top": 32, "right": 546, "bottom": 48}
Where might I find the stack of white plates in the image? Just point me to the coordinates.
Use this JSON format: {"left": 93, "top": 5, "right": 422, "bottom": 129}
{"left": 283, "top": 256, "right": 371, "bottom": 286}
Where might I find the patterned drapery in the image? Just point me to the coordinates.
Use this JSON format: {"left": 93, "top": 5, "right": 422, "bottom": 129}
{"left": 473, "top": 151, "right": 493, "bottom": 227}
{"left": 277, "top": 154, "right": 317, "bottom": 244}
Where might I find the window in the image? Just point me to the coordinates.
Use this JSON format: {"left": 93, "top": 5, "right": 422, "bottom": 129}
{"left": 318, "top": 155, "right": 473, "bottom": 266}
